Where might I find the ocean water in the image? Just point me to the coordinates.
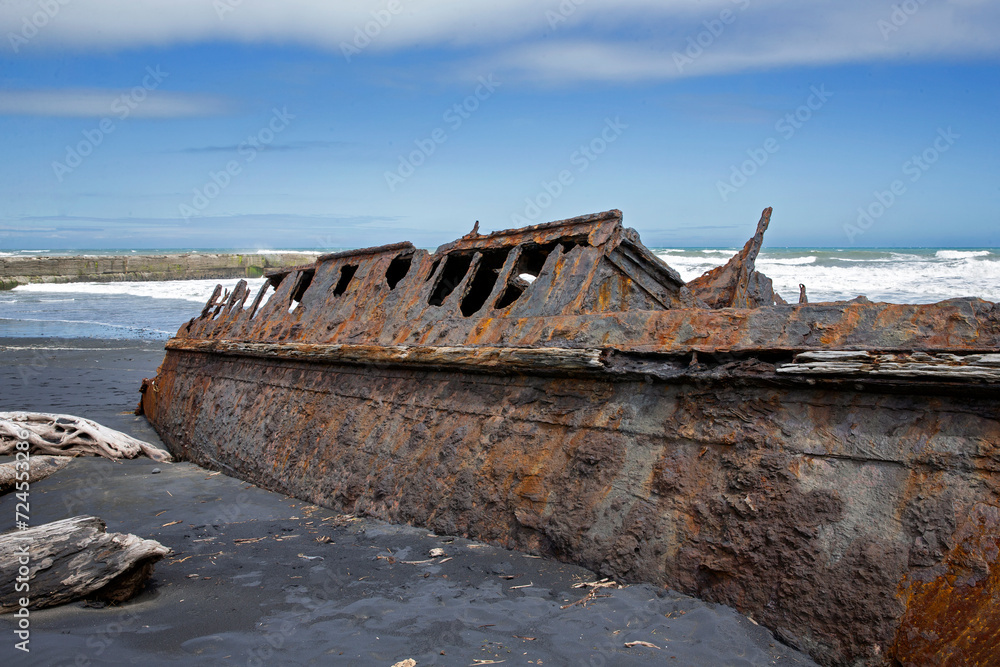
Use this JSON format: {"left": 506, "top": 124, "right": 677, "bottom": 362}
{"left": 0, "top": 248, "right": 997, "bottom": 340}
{"left": 656, "top": 247, "right": 1000, "bottom": 304}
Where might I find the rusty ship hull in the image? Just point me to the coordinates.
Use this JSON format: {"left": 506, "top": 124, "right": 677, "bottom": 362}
{"left": 139, "top": 209, "right": 1000, "bottom": 666}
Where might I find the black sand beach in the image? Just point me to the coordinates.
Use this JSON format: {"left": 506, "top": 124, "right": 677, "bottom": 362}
{"left": 1, "top": 339, "right": 817, "bottom": 666}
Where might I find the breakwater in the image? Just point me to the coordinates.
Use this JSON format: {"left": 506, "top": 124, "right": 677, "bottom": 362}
{"left": 0, "top": 253, "right": 315, "bottom": 290}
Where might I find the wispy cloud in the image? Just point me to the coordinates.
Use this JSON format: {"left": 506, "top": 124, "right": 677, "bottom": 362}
{"left": 0, "top": 89, "right": 234, "bottom": 117}
{"left": 2, "top": 1, "right": 998, "bottom": 83}
{"left": 477, "top": 1, "right": 1000, "bottom": 84}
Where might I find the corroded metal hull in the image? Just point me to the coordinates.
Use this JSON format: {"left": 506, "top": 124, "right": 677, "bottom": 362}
{"left": 140, "top": 209, "right": 1000, "bottom": 665}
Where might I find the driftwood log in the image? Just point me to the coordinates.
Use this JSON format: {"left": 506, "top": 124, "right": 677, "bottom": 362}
{"left": 0, "top": 516, "right": 169, "bottom": 612}
{"left": 0, "top": 456, "right": 70, "bottom": 494}
{"left": 0, "top": 412, "right": 171, "bottom": 462}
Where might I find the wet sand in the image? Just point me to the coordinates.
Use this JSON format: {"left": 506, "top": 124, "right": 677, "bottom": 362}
{"left": 0, "top": 339, "right": 817, "bottom": 666}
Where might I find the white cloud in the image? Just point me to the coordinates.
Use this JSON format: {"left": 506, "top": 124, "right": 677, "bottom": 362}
{"left": 479, "top": 0, "right": 1000, "bottom": 83}
{"left": 1, "top": 0, "right": 998, "bottom": 83}
{"left": 0, "top": 89, "right": 233, "bottom": 117}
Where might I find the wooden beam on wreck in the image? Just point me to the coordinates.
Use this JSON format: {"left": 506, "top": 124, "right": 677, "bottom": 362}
{"left": 164, "top": 338, "right": 607, "bottom": 374}
{"left": 777, "top": 350, "right": 1000, "bottom": 381}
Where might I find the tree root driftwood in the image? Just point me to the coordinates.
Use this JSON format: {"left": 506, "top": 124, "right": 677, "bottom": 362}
{"left": 0, "top": 456, "right": 70, "bottom": 494}
{"left": 0, "top": 412, "right": 171, "bottom": 463}
{"left": 0, "top": 516, "right": 170, "bottom": 612}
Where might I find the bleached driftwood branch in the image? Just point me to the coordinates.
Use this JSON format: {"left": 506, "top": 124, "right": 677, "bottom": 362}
{"left": 0, "top": 455, "right": 70, "bottom": 493}
{"left": 0, "top": 515, "right": 170, "bottom": 612}
{"left": 0, "top": 412, "right": 171, "bottom": 462}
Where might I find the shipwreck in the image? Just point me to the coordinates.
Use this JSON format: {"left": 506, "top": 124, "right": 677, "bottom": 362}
{"left": 138, "top": 208, "right": 1000, "bottom": 666}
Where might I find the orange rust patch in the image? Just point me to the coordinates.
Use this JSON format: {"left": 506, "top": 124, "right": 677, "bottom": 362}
{"left": 893, "top": 503, "right": 1000, "bottom": 665}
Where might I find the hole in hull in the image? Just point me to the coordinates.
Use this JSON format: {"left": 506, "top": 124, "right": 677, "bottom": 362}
{"left": 460, "top": 248, "right": 511, "bottom": 317}
{"left": 289, "top": 269, "right": 315, "bottom": 312}
{"left": 517, "top": 242, "right": 557, "bottom": 276}
{"left": 333, "top": 264, "right": 358, "bottom": 297}
{"left": 493, "top": 242, "right": 557, "bottom": 310}
{"left": 494, "top": 282, "right": 524, "bottom": 310}
{"left": 428, "top": 253, "right": 473, "bottom": 306}
{"left": 385, "top": 254, "right": 413, "bottom": 290}
{"left": 425, "top": 259, "right": 441, "bottom": 282}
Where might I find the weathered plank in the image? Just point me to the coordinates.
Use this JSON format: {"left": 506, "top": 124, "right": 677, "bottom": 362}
{"left": 777, "top": 351, "right": 1000, "bottom": 382}
{"left": 793, "top": 350, "right": 873, "bottom": 363}
{"left": 0, "top": 516, "right": 169, "bottom": 612}
{"left": 164, "top": 338, "right": 607, "bottom": 373}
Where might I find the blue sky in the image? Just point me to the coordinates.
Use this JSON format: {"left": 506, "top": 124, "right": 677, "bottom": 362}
{"left": 1, "top": 0, "right": 998, "bottom": 250}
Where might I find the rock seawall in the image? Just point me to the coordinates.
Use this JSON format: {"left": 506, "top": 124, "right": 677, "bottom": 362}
{"left": 0, "top": 253, "right": 315, "bottom": 290}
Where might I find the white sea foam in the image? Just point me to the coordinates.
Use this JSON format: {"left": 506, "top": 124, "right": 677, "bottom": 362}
{"left": 758, "top": 256, "right": 817, "bottom": 266}
{"left": 14, "top": 278, "right": 266, "bottom": 303}
{"left": 655, "top": 249, "right": 1000, "bottom": 304}
{"left": 0, "top": 316, "right": 173, "bottom": 334}
{"left": 935, "top": 250, "right": 992, "bottom": 259}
